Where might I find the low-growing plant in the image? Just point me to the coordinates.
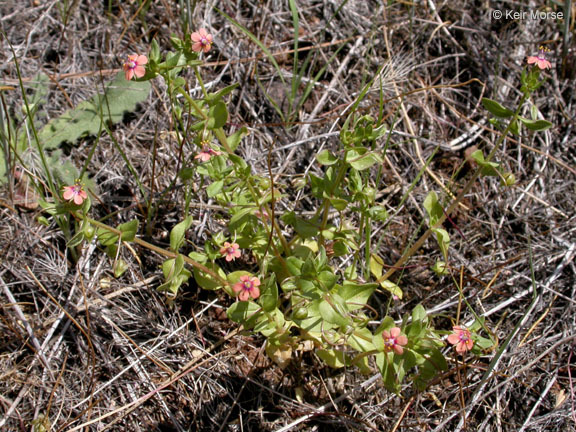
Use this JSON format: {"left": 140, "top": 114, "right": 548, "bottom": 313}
{"left": 40, "top": 33, "right": 553, "bottom": 392}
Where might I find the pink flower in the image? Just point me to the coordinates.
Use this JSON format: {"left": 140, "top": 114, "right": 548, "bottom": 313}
{"left": 191, "top": 28, "right": 213, "bottom": 53}
{"left": 447, "top": 326, "right": 474, "bottom": 354}
{"left": 527, "top": 46, "right": 551, "bottom": 70}
{"left": 382, "top": 327, "right": 408, "bottom": 355}
{"left": 232, "top": 275, "right": 261, "bottom": 301}
{"left": 194, "top": 146, "right": 222, "bottom": 162}
{"left": 220, "top": 242, "right": 241, "bottom": 262}
{"left": 123, "top": 54, "right": 148, "bottom": 80}
{"left": 62, "top": 181, "right": 88, "bottom": 205}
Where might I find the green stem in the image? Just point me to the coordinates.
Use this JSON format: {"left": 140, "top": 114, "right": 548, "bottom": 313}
{"left": 86, "top": 217, "right": 229, "bottom": 286}
{"left": 377, "top": 92, "right": 529, "bottom": 284}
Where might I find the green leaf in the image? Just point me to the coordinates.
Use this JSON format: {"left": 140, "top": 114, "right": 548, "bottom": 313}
{"left": 164, "top": 51, "right": 183, "bottom": 69}
{"left": 226, "top": 301, "right": 262, "bottom": 327}
{"left": 97, "top": 227, "right": 118, "bottom": 247}
{"left": 254, "top": 308, "right": 284, "bottom": 337}
{"left": 375, "top": 352, "right": 401, "bottom": 393}
{"left": 38, "top": 73, "right": 150, "bottom": 149}
{"left": 348, "top": 328, "right": 376, "bottom": 353}
{"left": 228, "top": 207, "right": 255, "bottom": 232}
{"left": 149, "top": 39, "right": 160, "bottom": 63}
{"left": 317, "top": 270, "right": 337, "bottom": 291}
{"left": 291, "top": 299, "right": 325, "bottom": 332}
{"left": 285, "top": 256, "right": 303, "bottom": 276}
{"left": 159, "top": 255, "right": 191, "bottom": 295}
{"left": 118, "top": 219, "right": 138, "bottom": 242}
{"left": 368, "top": 205, "right": 389, "bottom": 222}
{"left": 281, "top": 212, "right": 321, "bottom": 239}
{"left": 431, "top": 260, "right": 449, "bottom": 276}
{"left": 193, "top": 263, "right": 226, "bottom": 290}
{"left": 328, "top": 197, "right": 348, "bottom": 211}
{"left": 162, "top": 256, "right": 183, "bottom": 280}
{"left": 423, "top": 191, "right": 443, "bottom": 226}
{"left": 206, "top": 180, "right": 224, "bottom": 198}
{"left": 318, "top": 296, "right": 350, "bottom": 327}
{"left": 207, "top": 101, "right": 228, "bottom": 129}
{"left": 205, "top": 83, "right": 239, "bottom": 105}
{"left": 370, "top": 255, "right": 403, "bottom": 299}
{"left": 432, "top": 227, "right": 450, "bottom": 260}
{"left": 345, "top": 148, "right": 382, "bottom": 171}
{"left": 519, "top": 117, "right": 553, "bottom": 131}
{"left": 113, "top": 259, "right": 129, "bottom": 278}
{"left": 340, "top": 281, "right": 377, "bottom": 310}
{"left": 469, "top": 149, "right": 499, "bottom": 176}
{"left": 316, "top": 150, "right": 339, "bottom": 166}
{"left": 317, "top": 349, "right": 348, "bottom": 368}
{"left": 481, "top": 98, "right": 514, "bottom": 118}
{"left": 259, "top": 273, "right": 278, "bottom": 312}
{"left": 66, "top": 231, "right": 85, "bottom": 248}
{"left": 369, "top": 253, "right": 384, "bottom": 278}
{"left": 227, "top": 127, "right": 248, "bottom": 151}
{"left": 509, "top": 119, "right": 520, "bottom": 136}
{"left": 170, "top": 216, "right": 193, "bottom": 252}
{"left": 411, "top": 304, "right": 428, "bottom": 323}
{"left": 380, "top": 280, "right": 403, "bottom": 299}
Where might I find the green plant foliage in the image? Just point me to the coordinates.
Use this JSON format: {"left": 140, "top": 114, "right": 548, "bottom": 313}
{"left": 518, "top": 117, "right": 553, "bottom": 131}
{"left": 481, "top": 98, "right": 514, "bottom": 118}
{"left": 51, "top": 33, "right": 553, "bottom": 394}
{"left": 38, "top": 72, "right": 150, "bottom": 149}
{"left": 469, "top": 149, "right": 500, "bottom": 176}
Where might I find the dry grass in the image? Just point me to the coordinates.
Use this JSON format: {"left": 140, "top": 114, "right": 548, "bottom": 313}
{"left": 1, "top": 0, "right": 575, "bottom": 431}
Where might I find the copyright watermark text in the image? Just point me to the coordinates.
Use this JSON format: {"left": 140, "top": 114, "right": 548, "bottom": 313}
{"left": 491, "top": 9, "right": 563, "bottom": 20}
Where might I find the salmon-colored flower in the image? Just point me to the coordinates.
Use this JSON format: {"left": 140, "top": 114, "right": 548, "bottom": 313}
{"left": 220, "top": 242, "right": 241, "bottom": 262}
{"left": 194, "top": 145, "right": 222, "bottom": 162}
{"left": 527, "top": 46, "right": 551, "bottom": 70}
{"left": 382, "top": 327, "right": 408, "bottom": 355}
{"left": 447, "top": 326, "right": 474, "bottom": 354}
{"left": 232, "top": 275, "right": 261, "bottom": 301}
{"left": 191, "top": 28, "right": 213, "bottom": 53}
{"left": 62, "top": 181, "right": 88, "bottom": 205}
{"left": 123, "top": 54, "right": 148, "bottom": 80}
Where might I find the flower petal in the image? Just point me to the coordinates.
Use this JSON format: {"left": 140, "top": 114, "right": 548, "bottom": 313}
{"left": 396, "top": 334, "right": 408, "bottom": 346}
{"left": 134, "top": 66, "right": 146, "bottom": 78}
{"left": 447, "top": 333, "right": 461, "bottom": 345}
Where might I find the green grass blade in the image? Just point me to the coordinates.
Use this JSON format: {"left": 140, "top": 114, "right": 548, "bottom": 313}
{"left": 214, "top": 7, "right": 285, "bottom": 85}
